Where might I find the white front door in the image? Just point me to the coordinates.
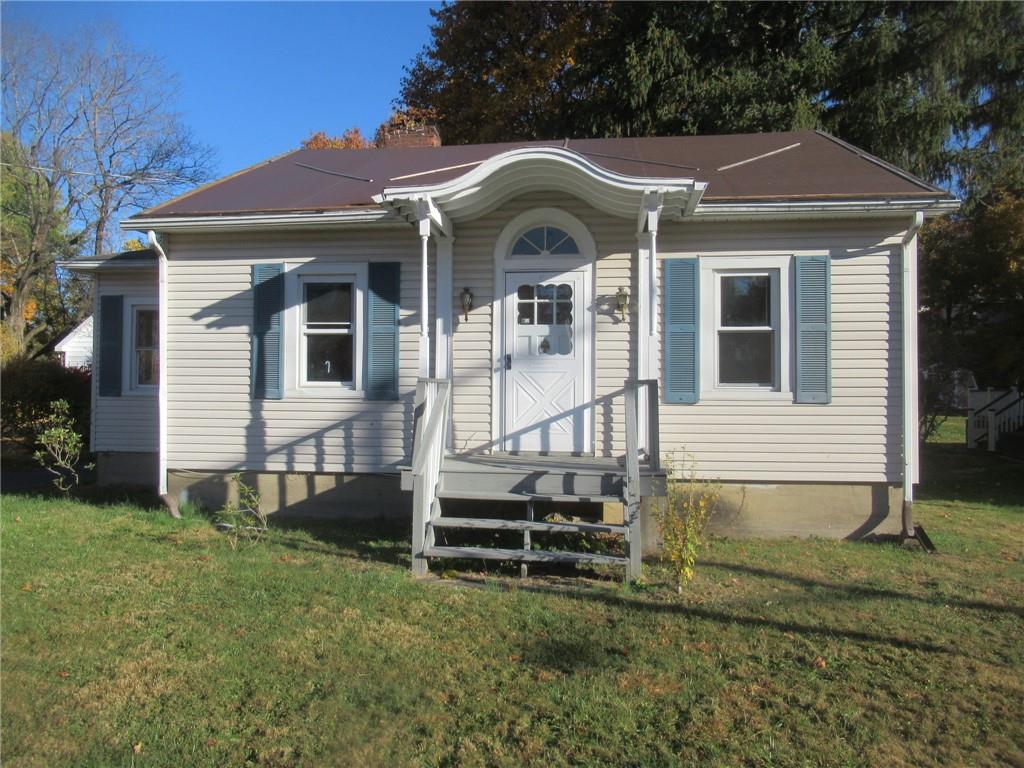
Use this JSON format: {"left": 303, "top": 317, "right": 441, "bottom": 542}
{"left": 502, "top": 270, "right": 587, "bottom": 453}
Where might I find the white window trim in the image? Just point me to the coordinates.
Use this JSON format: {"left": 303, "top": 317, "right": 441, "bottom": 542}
{"left": 123, "top": 297, "right": 159, "bottom": 396}
{"left": 283, "top": 261, "right": 367, "bottom": 398}
{"left": 699, "top": 255, "right": 792, "bottom": 400}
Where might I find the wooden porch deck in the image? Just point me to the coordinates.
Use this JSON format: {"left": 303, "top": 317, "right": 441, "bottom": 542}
{"left": 407, "top": 378, "right": 665, "bottom": 580}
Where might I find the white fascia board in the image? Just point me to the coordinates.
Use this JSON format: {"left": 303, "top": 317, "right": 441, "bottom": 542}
{"left": 689, "top": 197, "right": 959, "bottom": 221}
{"left": 59, "top": 260, "right": 156, "bottom": 273}
{"left": 120, "top": 207, "right": 401, "bottom": 233}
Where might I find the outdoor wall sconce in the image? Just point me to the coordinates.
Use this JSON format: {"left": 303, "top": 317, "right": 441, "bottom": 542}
{"left": 615, "top": 286, "right": 630, "bottom": 319}
{"left": 460, "top": 287, "right": 474, "bottom": 321}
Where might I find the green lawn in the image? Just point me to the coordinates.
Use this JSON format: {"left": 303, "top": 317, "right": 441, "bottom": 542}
{"left": 3, "top": 420, "right": 1022, "bottom": 767}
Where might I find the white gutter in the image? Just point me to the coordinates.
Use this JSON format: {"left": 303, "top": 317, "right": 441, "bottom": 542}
{"left": 690, "top": 198, "right": 959, "bottom": 220}
{"left": 123, "top": 207, "right": 399, "bottom": 233}
{"left": 147, "top": 230, "right": 175, "bottom": 515}
{"left": 900, "top": 211, "right": 925, "bottom": 537}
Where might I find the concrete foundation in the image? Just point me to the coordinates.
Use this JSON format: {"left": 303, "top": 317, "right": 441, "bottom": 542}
{"left": 167, "top": 470, "right": 410, "bottom": 520}
{"left": 96, "top": 452, "right": 159, "bottom": 488}
{"left": 637, "top": 481, "right": 902, "bottom": 555}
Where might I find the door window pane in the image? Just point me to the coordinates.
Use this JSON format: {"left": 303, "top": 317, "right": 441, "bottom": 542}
{"left": 719, "top": 331, "right": 773, "bottom": 385}
{"left": 537, "top": 303, "right": 554, "bottom": 325}
{"left": 306, "top": 334, "right": 353, "bottom": 383}
{"left": 721, "top": 275, "right": 770, "bottom": 327}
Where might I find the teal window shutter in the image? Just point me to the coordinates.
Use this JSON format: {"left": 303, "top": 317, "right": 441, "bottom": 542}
{"left": 794, "top": 255, "right": 831, "bottom": 404}
{"left": 98, "top": 294, "right": 123, "bottom": 397}
{"left": 366, "top": 262, "right": 400, "bottom": 400}
{"left": 663, "top": 258, "right": 700, "bottom": 404}
{"left": 251, "top": 264, "right": 284, "bottom": 400}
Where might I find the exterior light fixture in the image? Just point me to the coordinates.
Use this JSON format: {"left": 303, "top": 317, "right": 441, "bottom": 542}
{"left": 460, "top": 287, "right": 474, "bottom": 321}
{"left": 615, "top": 286, "right": 630, "bottom": 319}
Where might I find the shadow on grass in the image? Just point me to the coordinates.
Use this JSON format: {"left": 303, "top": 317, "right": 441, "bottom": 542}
{"left": 918, "top": 443, "right": 1024, "bottom": 508}
{"left": 267, "top": 515, "right": 412, "bottom": 568}
{"left": 699, "top": 559, "right": 1024, "bottom": 619}
{"left": 514, "top": 582, "right": 959, "bottom": 656}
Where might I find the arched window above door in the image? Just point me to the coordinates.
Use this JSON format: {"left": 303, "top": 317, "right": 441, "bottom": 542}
{"left": 510, "top": 226, "right": 580, "bottom": 257}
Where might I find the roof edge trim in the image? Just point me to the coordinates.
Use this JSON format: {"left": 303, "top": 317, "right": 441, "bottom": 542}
{"left": 121, "top": 207, "right": 401, "bottom": 233}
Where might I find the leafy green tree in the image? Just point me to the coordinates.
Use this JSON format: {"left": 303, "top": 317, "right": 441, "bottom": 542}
{"left": 401, "top": 2, "right": 1023, "bottom": 190}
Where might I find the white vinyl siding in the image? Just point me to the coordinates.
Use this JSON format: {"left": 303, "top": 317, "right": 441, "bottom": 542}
{"left": 92, "top": 274, "right": 158, "bottom": 453}
{"left": 656, "top": 219, "right": 906, "bottom": 483}
{"left": 162, "top": 228, "right": 431, "bottom": 474}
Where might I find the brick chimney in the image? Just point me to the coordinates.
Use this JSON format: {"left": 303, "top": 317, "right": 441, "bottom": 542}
{"left": 379, "top": 124, "right": 442, "bottom": 149}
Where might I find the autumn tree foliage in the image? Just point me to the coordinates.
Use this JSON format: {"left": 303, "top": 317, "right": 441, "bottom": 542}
{"left": 301, "top": 128, "right": 370, "bottom": 150}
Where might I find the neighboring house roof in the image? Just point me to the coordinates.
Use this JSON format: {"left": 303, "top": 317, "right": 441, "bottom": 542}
{"left": 54, "top": 315, "right": 94, "bottom": 368}
{"left": 61, "top": 247, "right": 158, "bottom": 272}
{"left": 125, "top": 130, "right": 953, "bottom": 222}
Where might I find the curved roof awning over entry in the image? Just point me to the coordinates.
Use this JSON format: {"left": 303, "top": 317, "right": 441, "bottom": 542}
{"left": 374, "top": 146, "right": 706, "bottom": 229}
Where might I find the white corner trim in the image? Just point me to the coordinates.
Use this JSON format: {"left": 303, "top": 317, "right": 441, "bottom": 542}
{"left": 147, "top": 230, "right": 168, "bottom": 497}
{"left": 901, "top": 211, "right": 925, "bottom": 501}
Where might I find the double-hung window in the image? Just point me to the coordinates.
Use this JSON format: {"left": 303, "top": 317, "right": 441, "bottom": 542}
{"left": 699, "top": 257, "right": 790, "bottom": 397}
{"left": 284, "top": 264, "right": 367, "bottom": 395}
{"left": 717, "top": 273, "right": 775, "bottom": 387}
{"left": 130, "top": 305, "right": 158, "bottom": 390}
{"left": 300, "top": 278, "right": 354, "bottom": 386}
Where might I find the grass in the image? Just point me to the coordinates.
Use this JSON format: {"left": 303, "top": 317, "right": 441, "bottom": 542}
{"left": 2, "top": 417, "right": 1022, "bottom": 767}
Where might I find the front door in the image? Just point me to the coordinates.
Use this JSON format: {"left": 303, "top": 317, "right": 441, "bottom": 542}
{"left": 502, "top": 270, "right": 587, "bottom": 453}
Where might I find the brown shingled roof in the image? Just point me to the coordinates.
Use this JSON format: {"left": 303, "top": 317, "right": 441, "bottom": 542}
{"left": 131, "top": 130, "right": 951, "bottom": 219}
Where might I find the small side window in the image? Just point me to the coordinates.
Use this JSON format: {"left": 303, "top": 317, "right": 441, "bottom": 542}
{"left": 132, "top": 307, "right": 159, "bottom": 389}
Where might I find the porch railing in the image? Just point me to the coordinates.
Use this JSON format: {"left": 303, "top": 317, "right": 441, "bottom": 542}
{"left": 624, "top": 378, "right": 660, "bottom": 578}
{"left": 967, "top": 387, "right": 1023, "bottom": 451}
{"left": 411, "top": 378, "right": 452, "bottom": 576}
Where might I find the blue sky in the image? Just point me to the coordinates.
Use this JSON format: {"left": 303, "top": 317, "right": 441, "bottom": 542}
{"left": 3, "top": 1, "right": 441, "bottom": 177}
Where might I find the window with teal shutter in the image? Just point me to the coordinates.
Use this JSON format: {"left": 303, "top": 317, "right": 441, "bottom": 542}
{"left": 251, "top": 264, "right": 284, "bottom": 400}
{"left": 794, "top": 255, "right": 831, "bottom": 403}
{"left": 98, "top": 294, "right": 123, "bottom": 397}
{"left": 663, "top": 258, "right": 700, "bottom": 404}
{"left": 366, "top": 262, "right": 400, "bottom": 400}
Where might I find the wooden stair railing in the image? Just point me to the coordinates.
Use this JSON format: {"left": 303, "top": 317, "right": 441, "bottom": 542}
{"left": 410, "top": 378, "right": 452, "bottom": 577}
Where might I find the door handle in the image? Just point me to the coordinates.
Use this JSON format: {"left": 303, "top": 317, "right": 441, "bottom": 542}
{"left": 505, "top": 354, "right": 512, "bottom": 370}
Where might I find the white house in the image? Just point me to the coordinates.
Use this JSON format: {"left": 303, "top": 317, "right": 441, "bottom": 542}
{"left": 54, "top": 315, "right": 93, "bottom": 369}
{"left": 64, "top": 129, "right": 958, "bottom": 578}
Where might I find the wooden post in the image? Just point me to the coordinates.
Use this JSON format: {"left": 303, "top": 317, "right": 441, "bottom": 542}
{"left": 521, "top": 499, "right": 533, "bottom": 579}
{"left": 987, "top": 410, "right": 998, "bottom": 452}
{"left": 411, "top": 381, "right": 429, "bottom": 576}
{"left": 624, "top": 382, "right": 642, "bottom": 581}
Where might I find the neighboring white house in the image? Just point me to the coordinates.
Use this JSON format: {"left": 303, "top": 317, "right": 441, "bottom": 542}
{"left": 64, "top": 129, "right": 959, "bottom": 578}
{"left": 54, "top": 315, "right": 93, "bottom": 369}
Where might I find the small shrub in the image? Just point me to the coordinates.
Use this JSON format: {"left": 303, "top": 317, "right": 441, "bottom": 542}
{"left": 1, "top": 356, "right": 91, "bottom": 444}
{"left": 215, "top": 474, "right": 268, "bottom": 549}
{"left": 653, "top": 457, "right": 720, "bottom": 593}
{"left": 33, "top": 399, "right": 94, "bottom": 494}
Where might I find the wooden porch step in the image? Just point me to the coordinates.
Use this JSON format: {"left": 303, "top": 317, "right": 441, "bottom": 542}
{"left": 437, "top": 488, "right": 622, "bottom": 504}
{"left": 430, "top": 517, "right": 626, "bottom": 535}
{"left": 424, "top": 545, "right": 628, "bottom": 567}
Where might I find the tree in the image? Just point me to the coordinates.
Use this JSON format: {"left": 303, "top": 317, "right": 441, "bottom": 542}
{"left": 1, "top": 23, "right": 214, "bottom": 355}
{"left": 301, "top": 128, "right": 370, "bottom": 149}
{"left": 400, "top": 2, "right": 1023, "bottom": 189}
